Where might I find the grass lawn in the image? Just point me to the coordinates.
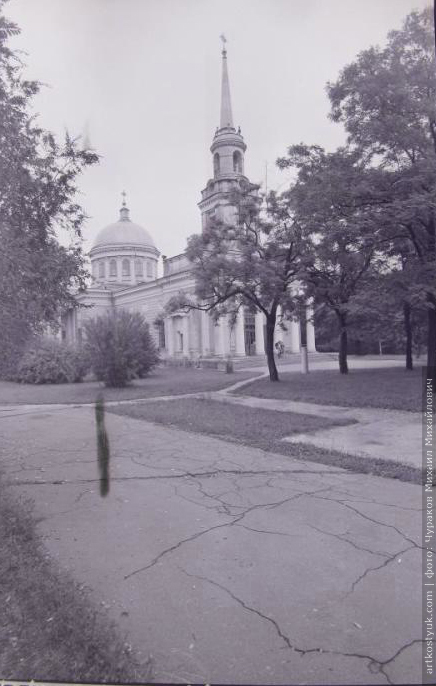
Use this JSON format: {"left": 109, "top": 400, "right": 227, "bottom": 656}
{"left": 0, "top": 366, "right": 256, "bottom": 405}
{"left": 0, "top": 478, "right": 151, "bottom": 683}
{"left": 108, "top": 398, "right": 422, "bottom": 483}
{"left": 236, "top": 367, "right": 422, "bottom": 412}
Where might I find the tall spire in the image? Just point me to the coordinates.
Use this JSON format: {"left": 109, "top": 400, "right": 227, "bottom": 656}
{"left": 219, "top": 34, "right": 233, "bottom": 129}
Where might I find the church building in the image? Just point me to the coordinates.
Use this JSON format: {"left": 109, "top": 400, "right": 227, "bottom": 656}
{"left": 63, "top": 44, "right": 316, "bottom": 358}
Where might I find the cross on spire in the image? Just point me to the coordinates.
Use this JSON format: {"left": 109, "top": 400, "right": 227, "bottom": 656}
{"left": 220, "top": 33, "right": 227, "bottom": 55}
{"left": 121, "top": 190, "right": 127, "bottom": 207}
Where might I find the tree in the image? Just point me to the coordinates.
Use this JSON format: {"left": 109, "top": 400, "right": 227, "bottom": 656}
{"left": 0, "top": 0, "right": 98, "bottom": 376}
{"left": 278, "top": 145, "right": 384, "bottom": 373}
{"left": 167, "top": 188, "right": 308, "bottom": 381}
{"left": 84, "top": 310, "right": 159, "bottom": 388}
{"left": 327, "top": 7, "right": 436, "bottom": 386}
{"left": 343, "top": 266, "right": 428, "bottom": 368}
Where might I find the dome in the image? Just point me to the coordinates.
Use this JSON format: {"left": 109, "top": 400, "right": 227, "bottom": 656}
{"left": 92, "top": 203, "right": 156, "bottom": 251}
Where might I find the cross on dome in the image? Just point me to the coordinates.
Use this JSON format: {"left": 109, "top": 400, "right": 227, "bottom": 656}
{"left": 119, "top": 190, "right": 130, "bottom": 221}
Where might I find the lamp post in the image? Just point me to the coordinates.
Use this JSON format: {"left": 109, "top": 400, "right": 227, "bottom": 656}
{"left": 300, "top": 302, "right": 309, "bottom": 374}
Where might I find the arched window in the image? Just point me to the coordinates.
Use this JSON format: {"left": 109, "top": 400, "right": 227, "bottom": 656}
{"left": 135, "top": 259, "right": 143, "bottom": 277}
{"left": 122, "top": 259, "right": 130, "bottom": 277}
{"left": 213, "top": 152, "right": 220, "bottom": 177}
{"left": 99, "top": 261, "right": 105, "bottom": 278}
{"left": 146, "top": 260, "right": 152, "bottom": 277}
{"left": 233, "top": 150, "right": 242, "bottom": 173}
{"left": 92, "top": 262, "right": 97, "bottom": 278}
{"left": 109, "top": 259, "right": 117, "bottom": 277}
{"left": 156, "top": 321, "right": 165, "bottom": 349}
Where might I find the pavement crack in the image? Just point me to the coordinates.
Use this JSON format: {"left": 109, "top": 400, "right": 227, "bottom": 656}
{"left": 179, "top": 567, "right": 395, "bottom": 680}
{"left": 313, "top": 496, "right": 423, "bottom": 550}
{"left": 180, "top": 568, "right": 307, "bottom": 655}
{"left": 124, "top": 519, "right": 237, "bottom": 580}
{"left": 236, "top": 523, "right": 299, "bottom": 538}
{"left": 347, "top": 545, "right": 416, "bottom": 596}
{"left": 307, "top": 524, "right": 391, "bottom": 559}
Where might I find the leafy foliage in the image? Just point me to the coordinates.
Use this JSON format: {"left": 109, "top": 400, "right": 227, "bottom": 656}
{"left": 278, "top": 145, "right": 384, "bottom": 372}
{"left": 167, "top": 187, "right": 309, "bottom": 381}
{"left": 326, "top": 6, "right": 436, "bottom": 379}
{"left": 15, "top": 338, "right": 88, "bottom": 384}
{"left": 84, "top": 310, "right": 159, "bottom": 388}
{"left": 0, "top": 0, "right": 98, "bottom": 377}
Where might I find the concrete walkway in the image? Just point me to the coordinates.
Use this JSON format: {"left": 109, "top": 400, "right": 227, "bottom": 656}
{"left": 206, "top": 393, "right": 422, "bottom": 469}
{"left": 236, "top": 356, "right": 419, "bottom": 374}
{"left": 0, "top": 403, "right": 426, "bottom": 684}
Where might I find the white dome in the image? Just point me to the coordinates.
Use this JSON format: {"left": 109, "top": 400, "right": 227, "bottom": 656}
{"left": 92, "top": 204, "right": 156, "bottom": 251}
{"left": 93, "top": 220, "right": 155, "bottom": 249}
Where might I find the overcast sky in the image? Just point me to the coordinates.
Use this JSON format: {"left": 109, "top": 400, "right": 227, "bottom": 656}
{"left": 7, "top": 0, "right": 430, "bottom": 260}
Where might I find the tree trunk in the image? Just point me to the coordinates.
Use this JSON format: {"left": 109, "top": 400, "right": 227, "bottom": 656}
{"left": 403, "top": 301, "right": 413, "bottom": 371}
{"left": 338, "top": 314, "right": 348, "bottom": 374}
{"left": 265, "top": 314, "right": 279, "bottom": 382}
{"left": 427, "top": 302, "right": 436, "bottom": 391}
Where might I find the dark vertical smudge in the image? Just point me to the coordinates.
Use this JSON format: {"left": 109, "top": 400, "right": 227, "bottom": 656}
{"left": 95, "top": 395, "right": 110, "bottom": 497}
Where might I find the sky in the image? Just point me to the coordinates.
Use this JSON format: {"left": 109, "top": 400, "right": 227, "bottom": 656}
{"left": 6, "top": 0, "right": 431, "bottom": 262}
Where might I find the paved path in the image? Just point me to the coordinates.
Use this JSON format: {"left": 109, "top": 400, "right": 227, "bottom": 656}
{"left": 206, "top": 393, "right": 422, "bottom": 469}
{"left": 0, "top": 404, "right": 426, "bottom": 684}
{"left": 236, "top": 356, "right": 419, "bottom": 374}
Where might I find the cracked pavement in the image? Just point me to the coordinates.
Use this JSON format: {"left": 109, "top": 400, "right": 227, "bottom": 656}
{"left": 0, "top": 404, "right": 428, "bottom": 684}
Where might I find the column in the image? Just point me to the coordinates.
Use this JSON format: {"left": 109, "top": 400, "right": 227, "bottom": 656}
{"left": 189, "top": 310, "right": 200, "bottom": 356}
{"left": 235, "top": 311, "right": 246, "bottom": 356}
{"left": 281, "top": 318, "right": 293, "bottom": 352}
{"left": 214, "top": 317, "right": 228, "bottom": 357}
{"left": 290, "top": 318, "right": 301, "bottom": 353}
{"left": 130, "top": 258, "right": 135, "bottom": 285}
{"left": 166, "top": 318, "right": 174, "bottom": 356}
{"left": 182, "top": 315, "right": 190, "bottom": 356}
{"left": 275, "top": 306, "right": 283, "bottom": 347}
{"left": 255, "top": 311, "right": 265, "bottom": 355}
{"left": 307, "top": 309, "right": 316, "bottom": 353}
{"left": 201, "top": 310, "right": 212, "bottom": 356}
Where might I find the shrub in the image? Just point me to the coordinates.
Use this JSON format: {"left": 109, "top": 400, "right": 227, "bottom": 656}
{"left": 84, "top": 310, "right": 159, "bottom": 387}
{"left": 15, "top": 338, "right": 88, "bottom": 384}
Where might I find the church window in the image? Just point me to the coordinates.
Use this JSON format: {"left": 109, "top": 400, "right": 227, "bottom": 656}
{"left": 157, "top": 321, "right": 165, "bottom": 349}
{"left": 135, "top": 259, "right": 143, "bottom": 277}
{"left": 146, "top": 260, "right": 152, "bottom": 277}
{"left": 233, "top": 150, "right": 242, "bottom": 173}
{"left": 213, "top": 152, "right": 220, "bottom": 177}
{"left": 92, "top": 262, "right": 97, "bottom": 278}
{"left": 109, "top": 259, "right": 117, "bottom": 277}
{"left": 99, "top": 261, "right": 105, "bottom": 278}
{"left": 122, "top": 259, "right": 130, "bottom": 277}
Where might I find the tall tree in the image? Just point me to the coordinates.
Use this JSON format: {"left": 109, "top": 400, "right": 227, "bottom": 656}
{"left": 0, "top": 0, "right": 98, "bottom": 375}
{"left": 278, "top": 145, "right": 383, "bottom": 374}
{"left": 167, "top": 189, "right": 308, "bottom": 381}
{"left": 327, "top": 7, "right": 436, "bottom": 386}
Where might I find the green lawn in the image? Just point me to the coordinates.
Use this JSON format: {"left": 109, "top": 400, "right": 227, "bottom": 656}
{"left": 0, "top": 478, "right": 151, "bottom": 683}
{"left": 0, "top": 367, "right": 256, "bottom": 405}
{"left": 237, "top": 367, "right": 422, "bottom": 412}
{"left": 108, "top": 398, "right": 421, "bottom": 483}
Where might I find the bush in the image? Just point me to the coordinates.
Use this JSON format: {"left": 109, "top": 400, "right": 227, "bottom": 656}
{"left": 84, "top": 310, "right": 159, "bottom": 387}
{"left": 15, "top": 338, "right": 88, "bottom": 384}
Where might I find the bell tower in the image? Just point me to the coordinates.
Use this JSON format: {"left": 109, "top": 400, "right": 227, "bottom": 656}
{"left": 199, "top": 37, "right": 253, "bottom": 229}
